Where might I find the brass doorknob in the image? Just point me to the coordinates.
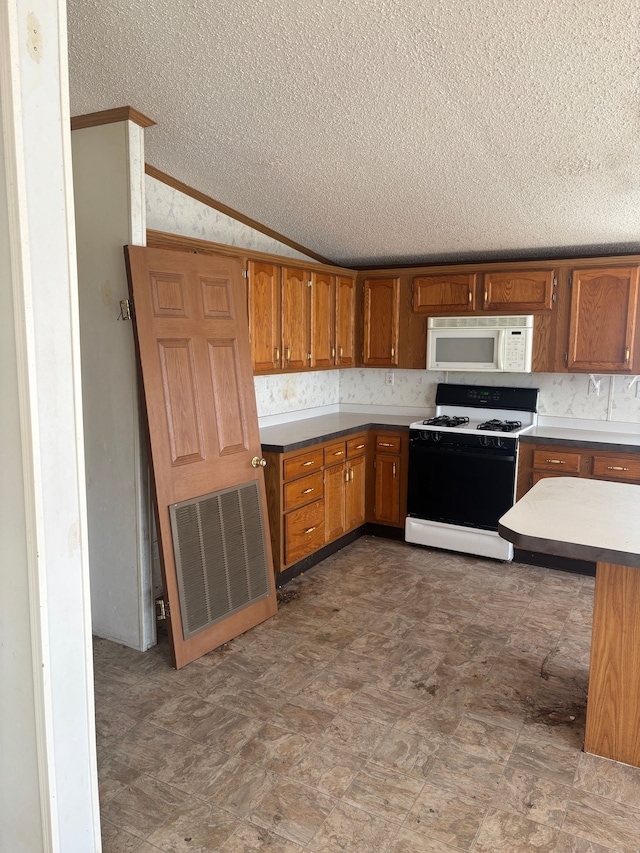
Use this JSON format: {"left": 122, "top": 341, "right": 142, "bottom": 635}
{"left": 251, "top": 456, "right": 267, "bottom": 468}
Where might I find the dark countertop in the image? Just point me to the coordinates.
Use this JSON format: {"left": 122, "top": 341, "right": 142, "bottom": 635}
{"left": 259, "top": 412, "right": 420, "bottom": 453}
{"left": 521, "top": 425, "right": 640, "bottom": 453}
{"left": 499, "top": 476, "right": 640, "bottom": 568}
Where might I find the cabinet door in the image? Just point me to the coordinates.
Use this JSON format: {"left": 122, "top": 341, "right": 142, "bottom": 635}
{"left": 324, "top": 462, "right": 346, "bottom": 541}
{"left": 248, "top": 261, "right": 281, "bottom": 372}
{"left": 311, "top": 272, "right": 334, "bottom": 368}
{"left": 282, "top": 267, "right": 311, "bottom": 370}
{"left": 363, "top": 278, "right": 400, "bottom": 365}
{"left": 336, "top": 276, "right": 356, "bottom": 365}
{"left": 483, "top": 269, "right": 555, "bottom": 312}
{"left": 346, "top": 454, "right": 366, "bottom": 529}
{"left": 568, "top": 267, "right": 639, "bottom": 372}
{"left": 373, "top": 453, "right": 401, "bottom": 524}
{"left": 413, "top": 273, "right": 476, "bottom": 313}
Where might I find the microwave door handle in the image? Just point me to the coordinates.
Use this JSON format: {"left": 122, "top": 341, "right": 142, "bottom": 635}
{"left": 496, "top": 330, "right": 505, "bottom": 371}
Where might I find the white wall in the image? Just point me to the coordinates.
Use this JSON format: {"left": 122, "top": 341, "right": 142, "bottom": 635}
{"left": 72, "top": 120, "right": 154, "bottom": 651}
{"left": 146, "top": 175, "right": 317, "bottom": 261}
{"left": 0, "top": 0, "right": 100, "bottom": 849}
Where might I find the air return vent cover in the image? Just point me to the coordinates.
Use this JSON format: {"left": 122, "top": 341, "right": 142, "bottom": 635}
{"left": 169, "top": 481, "right": 270, "bottom": 640}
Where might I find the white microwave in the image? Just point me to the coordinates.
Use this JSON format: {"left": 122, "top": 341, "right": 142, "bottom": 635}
{"left": 427, "top": 315, "right": 534, "bottom": 372}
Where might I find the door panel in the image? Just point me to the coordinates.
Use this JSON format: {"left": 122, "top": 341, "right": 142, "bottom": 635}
{"left": 282, "top": 267, "right": 310, "bottom": 369}
{"left": 126, "top": 246, "right": 277, "bottom": 669}
{"left": 248, "top": 261, "right": 281, "bottom": 372}
{"left": 336, "top": 276, "right": 355, "bottom": 365}
{"left": 311, "top": 272, "right": 334, "bottom": 367}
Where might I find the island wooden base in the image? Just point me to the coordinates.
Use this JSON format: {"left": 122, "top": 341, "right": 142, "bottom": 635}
{"left": 584, "top": 562, "right": 640, "bottom": 767}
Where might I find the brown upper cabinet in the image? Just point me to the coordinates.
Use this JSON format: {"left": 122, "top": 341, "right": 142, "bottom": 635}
{"left": 413, "top": 273, "right": 477, "bottom": 313}
{"left": 248, "top": 260, "right": 281, "bottom": 372}
{"left": 310, "top": 271, "right": 333, "bottom": 368}
{"left": 336, "top": 276, "right": 356, "bottom": 366}
{"left": 282, "top": 267, "right": 312, "bottom": 370}
{"left": 567, "top": 266, "right": 640, "bottom": 372}
{"left": 311, "top": 273, "right": 357, "bottom": 368}
{"left": 363, "top": 277, "right": 400, "bottom": 365}
{"left": 483, "top": 269, "right": 555, "bottom": 312}
{"left": 248, "top": 261, "right": 356, "bottom": 374}
{"left": 413, "top": 269, "right": 555, "bottom": 314}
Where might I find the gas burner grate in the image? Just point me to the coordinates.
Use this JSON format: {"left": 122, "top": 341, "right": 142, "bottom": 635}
{"left": 476, "top": 419, "right": 523, "bottom": 433}
{"left": 422, "top": 416, "right": 470, "bottom": 427}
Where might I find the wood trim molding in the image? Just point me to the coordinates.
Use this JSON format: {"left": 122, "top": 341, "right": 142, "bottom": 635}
{"left": 145, "top": 164, "right": 334, "bottom": 266}
{"left": 146, "top": 229, "right": 357, "bottom": 276}
{"left": 71, "top": 107, "right": 156, "bottom": 131}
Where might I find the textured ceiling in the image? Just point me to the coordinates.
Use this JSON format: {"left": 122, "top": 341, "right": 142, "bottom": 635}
{"left": 67, "top": 0, "right": 640, "bottom": 267}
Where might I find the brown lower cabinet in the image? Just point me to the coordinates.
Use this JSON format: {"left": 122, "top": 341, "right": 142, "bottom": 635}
{"left": 263, "top": 428, "right": 405, "bottom": 578}
{"left": 517, "top": 440, "right": 640, "bottom": 500}
{"left": 368, "top": 431, "right": 408, "bottom": 527}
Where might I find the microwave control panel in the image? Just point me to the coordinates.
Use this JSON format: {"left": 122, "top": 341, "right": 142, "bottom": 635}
{"left": 503, "top": 329, "right": 530, "bottom": 371}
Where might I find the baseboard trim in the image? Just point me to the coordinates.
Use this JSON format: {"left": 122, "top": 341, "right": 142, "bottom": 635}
{"left": 514, "top": 548, "right": 596, "bottom": 577}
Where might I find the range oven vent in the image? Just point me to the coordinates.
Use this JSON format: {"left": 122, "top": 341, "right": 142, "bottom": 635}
{"left": 169, "top": 481, "right": 270, "bottom": 639}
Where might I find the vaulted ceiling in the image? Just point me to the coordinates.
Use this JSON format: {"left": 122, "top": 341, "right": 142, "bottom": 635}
{"left": 67, "top": 0, "right": 640, "bottom": 267}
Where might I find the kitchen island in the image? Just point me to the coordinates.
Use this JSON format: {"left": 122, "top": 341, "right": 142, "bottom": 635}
{"left": 499, "top": 476, "right": 640, "bottom": 768}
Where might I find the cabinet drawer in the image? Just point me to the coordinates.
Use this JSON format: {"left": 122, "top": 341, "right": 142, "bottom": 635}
{"left": 347, "top": 434, "right": 367, "bottom": 458}
{"left": 285, "top": 499, "right": 325, "bottom": 565}
{"left": 374, "top": 434, "right": 401, "bottom": 453}
{"left": 592, "top": 454, "right": 640, "bottom": 482}
{"left": 284, "top": 471, "right": 324, "bottom": 511}
{"left": 324, "top": 441, "right": 347, "bottom": 465}
{"left": 283, "top": 447, "right": 323, "bottom": 481}
{"left": 532, "top": 449, "right": 581, "bottom": 474}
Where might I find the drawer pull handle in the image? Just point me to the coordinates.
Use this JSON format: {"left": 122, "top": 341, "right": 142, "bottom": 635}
{"left": 545, "top": 459, "right": 565, "bottom": 464}
{"left": 354, "top": 443, "right": 365, "bottom": 449}
{"left": 302, "top": 461, "right": 315, "bottom": 467}
{"left": 285, "top": 345, "right": 291, "bottom": 361}
{"left": 333, "top": 450, "right": 344, "bottom": 456}
{"left": 607, "top": 465, "right": 629, "bottom": 471}
{"left": 349, "top": 469, "right": 354, "bottom": 481}
{"left": 392, "top": 462, "right": 397, "bottom": 478}
{"left": 275, "top": 346, "right": 280, "bottom": 362}
{"left": 344, "top": 470, "right": 349, "bottom": 483}
{"left": 625, "top": 347, "right": 630, "bottom": 363}
{"left": 339, "top": 345, "right": 343, "bottom": 359}
{"left": 379, "top": 442, "right": 394, "bottom": 447}
{"left": 484, "top": 289, "right": 488, "bottom": 304}
{"left": 304, "top": 526, "right": 317, "bottom": 535}
{"left": 468, "top": 290, "right": 473, "bottom": 303}
{"left": 301, "top": 487, "right": 314, "bottom": 494}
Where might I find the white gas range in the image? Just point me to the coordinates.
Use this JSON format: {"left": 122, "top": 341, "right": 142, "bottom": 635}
{"left": 405, "top": 383, "right": 539, "bottom": 561}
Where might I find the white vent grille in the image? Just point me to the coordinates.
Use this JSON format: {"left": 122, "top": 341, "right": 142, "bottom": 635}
{"left": 428, "top": 315, "right": 534, "bottom": 329}
{"left": 169, "top": 481, "right": 270, "bottom": 639}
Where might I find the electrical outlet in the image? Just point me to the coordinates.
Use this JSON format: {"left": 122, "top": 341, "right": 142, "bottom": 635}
{"left": 385, "top": 372, "right": 395, "bottom": 386}
{"left": 588, "top": 376, "right": 601, "bottom": 396}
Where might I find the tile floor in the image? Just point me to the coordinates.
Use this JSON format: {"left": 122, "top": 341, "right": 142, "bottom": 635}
{"left": 95, "top": 537, "right": 640, "bottom": 852}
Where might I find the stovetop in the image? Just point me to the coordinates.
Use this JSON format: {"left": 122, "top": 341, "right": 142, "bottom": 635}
{"left": 411, "top": 383, "right": 539, "bottom": 438}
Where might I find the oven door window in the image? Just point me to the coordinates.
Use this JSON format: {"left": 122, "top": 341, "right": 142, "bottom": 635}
{"left": 407, "top": 442, "right": 516, "bottom": 531}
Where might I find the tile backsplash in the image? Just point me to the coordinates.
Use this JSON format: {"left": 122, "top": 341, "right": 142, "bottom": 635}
{"left": 256, "top": 369, "right": 640, "bottom": 425}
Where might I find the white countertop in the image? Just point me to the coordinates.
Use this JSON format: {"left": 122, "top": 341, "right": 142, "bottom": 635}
{"left": 499, "top": 477, "right": 640, "bottom": 568}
